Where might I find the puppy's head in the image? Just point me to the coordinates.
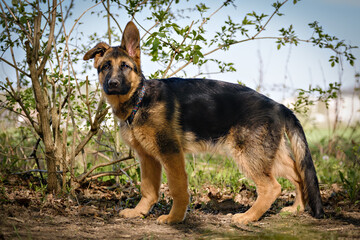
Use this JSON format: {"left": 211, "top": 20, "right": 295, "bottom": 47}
{"left": 83, "top": 21, "right": 141, "bottom": 96}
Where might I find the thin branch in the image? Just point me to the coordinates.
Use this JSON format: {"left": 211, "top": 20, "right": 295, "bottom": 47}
{"left": 62, "top": 101, "right": 70, "bottom": 189}
{"left": 37, "top": 0, "right": 57, "bottom": 75}
{"left": 167, "top": 0, "right": 292, "bottom": 78}
{"left": 83, "top": 163, "right": 138, "bottom": 182}
{"left": 68, "top": 0, "right": 105, "bottom": 38}
{"left": 193, "top": 71, "right": 226, "bottom": 78}
{"left": 252, "top": 0, "right": 288, "bottom": 39}
{"left": 206, "top": 37, "right": 309, "bottom": 57}
{"left": 0, "top": 0, "right": 33, "bottom": 45}
{"left": 68, "top": 93, "right": 78, "bottom": 184}
{"left": 93, "top": 138, "right": 116, "bottom": 152}
{"left": 73, "top": 96, "right": 109, "bottom": 158}
{"left": 134, "top": 18, "right": 177, "bottom": 55}
{"left": 162, "top": 21, "right": 194, "bottom": 78}
{"left": 3, "top": 78, "right": 39, "bottom": 132}
{"left": 143, "top": 0, "right": 231, "bottom": 78}
{"left": 29, "top": 139, "right": 45, "bottom": 184}
{"left": 55, "top": 0, "right": 74, "bottom": 41}
{"left": 168, "top": 36, "right": 311, "bottom": 78}
{"left": 0, "top": 104, "right": 34, "bottom": 122}
{"left": 106, "top": 0, "right": 111, "bottom": 45}
{"left": 13, "top": 169, "right": 63, "bottom": 175}
{"left": 136, "top": 0, "right": 174, "bottom": 42}
{"left": 139, "top": 19, "right": 158, "bottom": 42}
{"left": 0, "top": 57, "right": 31, "bottom": 77}
{"left": 167, "top": 60, "right": 193, "bottom": 78}
{"left": 0, "top": 3, "right": 20, "bottom": 89}
{"left": 72, "top": 114, "right": 106, "bottom": 158}
{"left": 199, "top": 0, "right": 229, "bottom": 30}
{"left": 77, "top": 155, "right": 134, "bottom": 182}
{"left": 92, "top": 95, "right": 110, "bottom": 127}
{"left": 130, "top": 0, "right": 148, "bottom": 21}
{"left": 85, "top": 76, "right": 93, "bottom": 128}
{"left": 59, "top": 0, "right": 104, "bottom": 106}
{"left": 101, "top": 0, "right": 122, "bottom": 34}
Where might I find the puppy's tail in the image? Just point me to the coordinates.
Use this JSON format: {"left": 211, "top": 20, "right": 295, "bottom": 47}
{"left": 283, "top": 107, "right": 324, "bottom": 218}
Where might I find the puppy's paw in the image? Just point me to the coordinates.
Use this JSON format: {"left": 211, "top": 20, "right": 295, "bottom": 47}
{"left": 232, "top": 213, "right": 256, "bottom": 225}
{"left": 280, "top": 205, "right": 304, "bottom": 214}
{"left": 119, "top": 208, "right": 143, "bottom": 219}
{"left": 156, "top": 214, "right": 184, "bottom": 224}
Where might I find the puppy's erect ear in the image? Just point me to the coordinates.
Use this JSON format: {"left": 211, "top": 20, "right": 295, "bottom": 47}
{"left": 83, "top": 42, "right": 110, "bottom": 68}
{"left": 121, "top": 21, "right": 141, "bottom": 69}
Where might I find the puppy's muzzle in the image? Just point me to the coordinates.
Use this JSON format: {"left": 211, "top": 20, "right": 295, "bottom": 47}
{"left": 108, "top": 79, "right": 120, "bottom": 89}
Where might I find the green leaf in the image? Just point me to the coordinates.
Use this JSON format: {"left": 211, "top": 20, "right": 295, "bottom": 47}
{"left": 157, "top": 32, "right": 166, "bottom": 38}
{"left": 193, "top": 54, "right": 199, "bottom": 64}
{"left": 152, "top": 38, "right": 160, "bottom": 49}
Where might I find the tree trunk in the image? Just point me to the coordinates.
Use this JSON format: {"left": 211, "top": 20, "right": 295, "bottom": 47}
{"left": 25, "top": 2, "right": 60, "bottom": 193}
{"left": 45, "top": 150, "right": 60, "bottom": 193}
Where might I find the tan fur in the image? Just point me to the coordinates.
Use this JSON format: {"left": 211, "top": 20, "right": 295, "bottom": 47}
{"left": 121, "top": 102, "right": 173, "bottom": 156}
{"left": 182, "top": 132, "right": 228, "bottom": 154}
{"left": 83, "top": 42, "right": 110, "bottom": 67}
{"left": 119, "top": 106, "right": 189, "bottom": 223}
{"left": 289, "top": 133, "right": 307, "bottom": 183}
{"left": 273, "top": 136, "right": 306, "bottom": 213}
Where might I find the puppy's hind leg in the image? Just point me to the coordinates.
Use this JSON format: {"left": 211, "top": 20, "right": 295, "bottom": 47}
{"left": 273, "top": 141, "right": 305, "bottom": 214}
{"left": 232, "top": 172, "right": 281, "bottom": 224}
{"left": 231, "top": 141, "right": 281, "bottom": 224}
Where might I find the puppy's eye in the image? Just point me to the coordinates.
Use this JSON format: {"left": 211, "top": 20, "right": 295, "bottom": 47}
{"left": 121, "top": 62, "right": 132, "bottom": 71}
{"left": 103, "top": 62, "right": 111, "bottom": 70}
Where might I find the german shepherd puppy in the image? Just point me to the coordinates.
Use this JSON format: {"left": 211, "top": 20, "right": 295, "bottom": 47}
{"left": 84, "top": 21, "right": 324, "bottom": 224}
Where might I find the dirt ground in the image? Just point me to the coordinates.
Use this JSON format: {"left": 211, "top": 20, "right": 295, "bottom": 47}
{"left": 1, "top": 175, "right": 359, "bottom": 239}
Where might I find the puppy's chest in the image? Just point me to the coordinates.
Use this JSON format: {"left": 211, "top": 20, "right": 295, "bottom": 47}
{"left": 119, "top": 122, "right": 149, "bottom": 151}
{"left": 119, "top": 122, "right": 136, "bottom": 146}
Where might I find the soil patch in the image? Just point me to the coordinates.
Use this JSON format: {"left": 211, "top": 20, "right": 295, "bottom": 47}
{"left": 1, "top": 176, "right": 359, "bottom": 239}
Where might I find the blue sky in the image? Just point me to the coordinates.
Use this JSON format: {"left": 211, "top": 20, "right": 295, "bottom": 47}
{"left": 1, "top": 0, "right": 359, "bottom": 102}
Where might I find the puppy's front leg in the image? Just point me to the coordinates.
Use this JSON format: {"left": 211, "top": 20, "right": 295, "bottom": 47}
{"left": 120, "top": 151, "right": 162, "bottom": 218}
{"left": 156, "top": 153, "right": 189, "bottom": 224}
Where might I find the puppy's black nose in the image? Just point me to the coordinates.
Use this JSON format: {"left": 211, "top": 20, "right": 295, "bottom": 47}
{"left": 108, "top": 79, "right": 119, "bottom": 88}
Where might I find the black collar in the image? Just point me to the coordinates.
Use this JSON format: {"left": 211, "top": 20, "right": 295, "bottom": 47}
{"left": 125, "top": 83, "right": 146, "bottom": 125}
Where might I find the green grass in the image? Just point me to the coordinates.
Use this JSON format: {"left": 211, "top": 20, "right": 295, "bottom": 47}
{"left": 183, "top": 154, "right": 294, "bottom": 193}
{"left": 184, "top": 153, "right": 252, "bottom": 193}
{"left": 306, "top": 126, "right": 359, "bottom": 179}
{"left": 306, "top": 125, "right": 360, "bottom": 202}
